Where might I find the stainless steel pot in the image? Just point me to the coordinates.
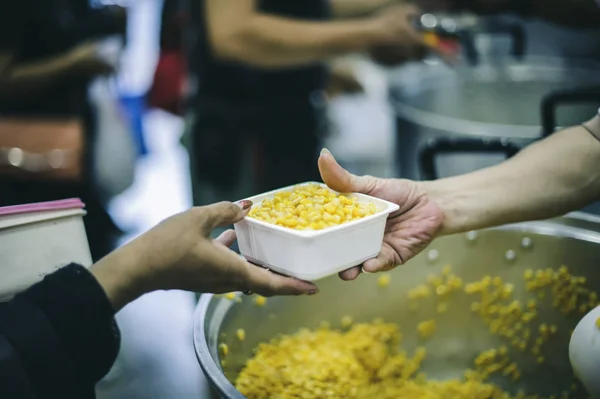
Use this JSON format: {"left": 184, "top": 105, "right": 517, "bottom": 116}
{"left": 388, "top": 54, "right": 600, "bottom": 180}
{"left": 194, "top": 213, "right": 600, "bottom": 399}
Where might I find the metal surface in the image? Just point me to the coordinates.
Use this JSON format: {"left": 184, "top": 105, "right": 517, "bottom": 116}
{"left": 389, "top": 56, "right": 600, "bottom": 180}
{"left": 194, "top": 213, "right": 600, "bottom": 399}
{"left": 419, "top": 136, "right": 521, "bottom": 180}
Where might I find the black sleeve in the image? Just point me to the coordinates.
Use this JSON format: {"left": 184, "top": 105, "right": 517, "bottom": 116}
{"left": 68, "top": 7, "right": 127, "bottom": 42}
{"left": 0, "top": 264, "right": 120, "bottom": 399}
{"left": 0, "top": 1, "right": 25, "bottom": 53}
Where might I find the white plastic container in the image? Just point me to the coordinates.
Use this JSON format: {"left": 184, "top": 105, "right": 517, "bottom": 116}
{"left": 234, "top": 182, "right": 399, "bottom": 281}
{"left": 0, "top": 198, "right": 92, "bottom": 302}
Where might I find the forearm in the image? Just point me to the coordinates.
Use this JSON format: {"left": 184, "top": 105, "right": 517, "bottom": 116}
{"left": 90, "top": 239, "right": 147, "bottom": 312}
{"left": 330, "top": 0, "right": 398, "bottom": 18}
{"left": 423, "top": 118, "right": 600, "bottom": 235}
{"left": 212, "top": 16, "right": 383, "bottom": 68}
{"left": 0, "top": 53, "right": 78, "bottom": 101}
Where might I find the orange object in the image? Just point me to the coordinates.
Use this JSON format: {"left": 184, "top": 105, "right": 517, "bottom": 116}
{"left": 423, "top": 31, "right": 461, "bottom": 57}
{"left": 423, "top": 32, "right": 440, "bottom": 47}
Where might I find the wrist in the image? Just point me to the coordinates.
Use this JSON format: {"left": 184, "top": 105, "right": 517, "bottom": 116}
{"left": 361, "top": 18, "right": 394, "bottom": 47}
{"left": 418, "top": 179, "right": 468, "bottom": 237}
{"left": 90, "top": 242, "right": 148, "bottom": 311}
{"left": 584, "top": 114, "right": 600, "bottom": 141}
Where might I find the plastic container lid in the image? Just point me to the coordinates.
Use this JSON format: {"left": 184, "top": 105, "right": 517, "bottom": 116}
{"left": 0, "top": 198, "right": 86, "bottom": 230}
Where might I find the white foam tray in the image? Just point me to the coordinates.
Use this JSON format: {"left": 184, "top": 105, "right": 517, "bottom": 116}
{"left": 234, "top": 182, "right": 399, "bottom": 281}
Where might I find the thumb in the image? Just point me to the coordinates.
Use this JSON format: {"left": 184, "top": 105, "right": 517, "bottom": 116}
{"left": 201, "top": 200, "right": 252, "bottom": 233}
{"left": 318, "top": 148, "right": 375, "bottom": 194}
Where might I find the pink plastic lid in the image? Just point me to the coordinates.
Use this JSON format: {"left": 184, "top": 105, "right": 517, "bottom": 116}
{"left": 0, "top": 198, "right": 85, "bottom": 217}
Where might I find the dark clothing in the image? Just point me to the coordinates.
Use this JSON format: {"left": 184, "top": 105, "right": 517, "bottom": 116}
{"left": 0, "top": 264, "right": 120, "bottom": 399}
{"left": 1, "top": 0, "right": 125, "bottom": 116}
{"left": 187, "top": 0, "right": 331, "bottom": 197}
{"left": 189, "top": 0, "right": 331, "bottom": 115}
{"left": 191, "top": 103, "right": 326, "bottom": 192}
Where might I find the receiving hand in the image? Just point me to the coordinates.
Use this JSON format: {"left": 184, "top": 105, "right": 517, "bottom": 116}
{"left": 318, "top": 149, "right": 444, "bottom": 281}
{"left": 92, "top": 201, "right": 318, "bottom": 311}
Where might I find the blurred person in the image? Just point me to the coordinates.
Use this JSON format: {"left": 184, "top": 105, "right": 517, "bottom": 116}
{"left": 0, "top": 0, "right": 128, "bottom": 261}
{"left": 0, "top": 200, "right": 316, "bottom": 399}
{"left": 317, "top": 108, "right": 600, "bottom": 280}
{"left": 148, "top": 0, "right": 187, "bottom": 117}
{"left": 185, "top": 0, "right": 438, "bottom": 209}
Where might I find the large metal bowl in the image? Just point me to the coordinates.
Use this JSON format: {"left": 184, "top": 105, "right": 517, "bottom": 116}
{"left": 387, "top": 56, "right": 600, "bottom": 180}
{"left": 194, "top": 213, "right": 600, "bottom": 399}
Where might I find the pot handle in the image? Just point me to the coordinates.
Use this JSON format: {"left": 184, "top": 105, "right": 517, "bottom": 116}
{"left": 419, "top": 137, "right": 522, "bottom": 180}
{"left": 541, "top": 87, "right": 600, "bottom": 137}
{"left": 459, "top": 22, "right": 526, "bottom": 65}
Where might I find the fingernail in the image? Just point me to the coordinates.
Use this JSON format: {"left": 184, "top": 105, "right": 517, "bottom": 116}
{"left": 320, "top": 148, "right": 331, "bottom": 156}
{"left": 237, "top": 200, "right": 253, "bottom": 210}
{"left": 308, "top": 289, "right": 318, "bottom": 296}
{"left": 361, "top": 267, "right": 372, "bottom": 274}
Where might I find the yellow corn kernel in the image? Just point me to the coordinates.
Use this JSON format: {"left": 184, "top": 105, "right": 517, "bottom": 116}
{"left": 219, "top": 343, "right": 229, "bottom": 357}
{"left": 378, "top": 274, "right": 391, "bottom": 288}
{"left": 341, "top": 316, "right": 353, "bottom": 328}
{"left": 448, "top": 276, "right": 463, "bottom": 289}
{"left": 408, "top": 285, "right": 431, "bottom": 300}
{"left": 417, "top": 320, "right": 436, "bottom": 340}
{"left": 596, "top": 317, "right": 600, "bottom": 329}
{"left": 524, "top": 269, "right": 534, "bottom": 280}
{"left": 254, "top": 295, "right": 267, "bottom": 307}
{"left": 224, "top": 292, "right": 236, "bottom": 300}
{"left": 247, "top": 184, "right": 378, "bottom": 230}
{"left": 236, "top": 329, "right": 246, "bottom": 341}
{"left": 436, "top": 285, "right": 449, "bottom": 296}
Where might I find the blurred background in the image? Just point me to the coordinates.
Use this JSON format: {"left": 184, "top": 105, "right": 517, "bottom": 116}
{"left": 0, "top": 0, "right": 599, "bottom": 397}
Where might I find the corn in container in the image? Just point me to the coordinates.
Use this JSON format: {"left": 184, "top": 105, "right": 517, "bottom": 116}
{"left": 234, "top": 182, "right": 399, "bottom": 281}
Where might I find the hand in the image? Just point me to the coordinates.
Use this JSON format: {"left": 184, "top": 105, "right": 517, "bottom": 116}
{"left": 325, "top": 63, "right": 364, "bottom": 98}
{"left": 367, "top": 4, "right": 447, "bottom": 66}
{"left": 370, "top": 4, "right": 425, "bottom": 48}
{"left": 318, "top": 149, "right": 444, "bottom": 281}
{"left": 67, "top": 42, "right": 115, "bottom": 77}
{"left": 91, "top": 201, "right": 318, "bottom": 311}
